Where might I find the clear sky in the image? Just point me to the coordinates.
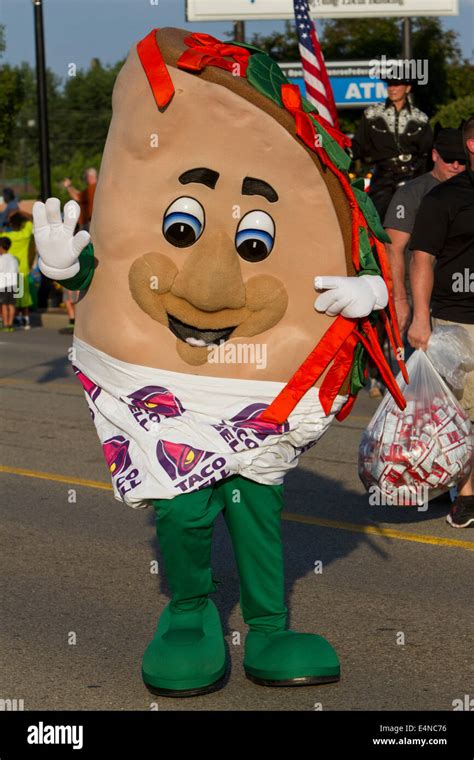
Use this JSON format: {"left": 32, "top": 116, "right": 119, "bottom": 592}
{"left": 1, "top": 0, "right": 472, "bottom": 77}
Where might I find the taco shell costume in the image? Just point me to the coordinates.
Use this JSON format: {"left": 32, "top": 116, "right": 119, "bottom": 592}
{"left": 33, "top": 28, "right": 406, "bottom": 696}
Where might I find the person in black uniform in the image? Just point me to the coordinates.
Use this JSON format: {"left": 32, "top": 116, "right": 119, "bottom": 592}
{"left": 350, "top": 72, "right": 433, "bottom": 220}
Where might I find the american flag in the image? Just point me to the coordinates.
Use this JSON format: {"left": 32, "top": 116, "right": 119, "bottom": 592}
{"left": 293, "top": 0, "right": 339, "bottom": 128}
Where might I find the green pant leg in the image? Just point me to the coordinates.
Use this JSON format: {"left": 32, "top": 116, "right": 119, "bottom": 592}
{"left": 142, "top": 486, "right": 227, "bottom": 695}
{"left": 219, "top": 475, "right": 288, "bottom": 633}
{"left": 151, "top": 485, "right": 224, "bottom": 612}
{"left": 219, "top": 475, "right": 340, "bottom": 685}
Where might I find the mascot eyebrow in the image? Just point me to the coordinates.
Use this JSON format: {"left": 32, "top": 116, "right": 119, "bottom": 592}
{"left": 242, "top": 177, "right": 279, "bottom": 203}
{"left": 179, "top": 167, "right": 220, "bottom": 189}
{"left": 178, "top": 168, "right": 278, "bottom": 203}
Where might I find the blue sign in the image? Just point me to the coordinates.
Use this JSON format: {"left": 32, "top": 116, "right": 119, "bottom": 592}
{"left": 331, "top": 76, "right": 388, "bottom": 107}
{"left": 280, "top": 62, "right": 389, "bottom": 109}
{"left": 288, "top": 76, "right": 388, "bottom": 108}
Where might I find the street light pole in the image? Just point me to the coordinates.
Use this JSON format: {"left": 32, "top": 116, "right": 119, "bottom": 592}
{"left": 233, "top": 21, "right": 246, "bottom": 43}
{"left": 32, "top": 0, "right": 51, "bottom": 201}
{"left": 402, "top": 18, "right": 412, "bottom": 60}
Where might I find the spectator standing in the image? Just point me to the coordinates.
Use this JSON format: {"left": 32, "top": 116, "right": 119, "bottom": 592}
{"left": 0, "top": 236, "right": 19, "bottom": 331}
{"left": 0, "top": 188, "right": 20, "bottom": 229}
{"left": 408, "top": 115, "right": 474, "bottom": 529}
{"left": 3, "top": 212, "right": 34, "bottom": 329}
{"left": 59, "top": 288, "right": 80, "bottom": 335}
{"left": 351, "top": 73, "right": 432, "bottom": 220}
{"left": 62, "top": 168, "right": 97, "bottom": 231}
{"left": 384, "top": 128, "right": 466, "bottom": 336}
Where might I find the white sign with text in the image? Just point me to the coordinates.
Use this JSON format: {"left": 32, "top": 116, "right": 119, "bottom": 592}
{"left": 186, "top": 0, "right": 458, "bottom": 20}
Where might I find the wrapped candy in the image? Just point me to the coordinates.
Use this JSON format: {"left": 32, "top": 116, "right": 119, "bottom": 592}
{"left": 359, "top": 350, "right": 473, "bottom": 506}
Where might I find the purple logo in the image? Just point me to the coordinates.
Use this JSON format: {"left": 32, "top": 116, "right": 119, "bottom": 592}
{"left": 156, "top": 440, "right": 212, "bottom": 481}
{"left": 73, "top": 366, "right": 101, "bottom": 402}
{"left": 126, "top": 385, "right": 184, "bottom": 430}
{"left": 212, "top": 403, "right": 288, "bottom": 453}
{"left": 127, "top": 386, "right": 184, "bottom": 416}
{"left": 229, "top": 403, "right": 289, "bottom": 439}
{"left": 103, "top": 435, "right": 132, "bottom": 477}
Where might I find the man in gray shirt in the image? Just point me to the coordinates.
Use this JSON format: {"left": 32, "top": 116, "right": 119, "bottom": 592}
{"left": 384, "top": 128, "right": 466, "bottom": 335}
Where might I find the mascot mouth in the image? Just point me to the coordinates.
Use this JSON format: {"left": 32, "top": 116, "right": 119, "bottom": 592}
{"left": 128, "top": 253, "right": 290, "bottom": 364}
{"left": 167, "top": 313, "right": 237, "bottom": 347}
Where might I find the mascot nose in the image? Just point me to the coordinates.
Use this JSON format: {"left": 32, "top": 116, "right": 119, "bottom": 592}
{"left": 171, "top": 230, "right": 246, "bottom": 311}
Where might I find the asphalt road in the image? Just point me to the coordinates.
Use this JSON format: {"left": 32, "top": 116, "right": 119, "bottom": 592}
{"left": 0, "top": 327, "right": 473, "bottom": 711}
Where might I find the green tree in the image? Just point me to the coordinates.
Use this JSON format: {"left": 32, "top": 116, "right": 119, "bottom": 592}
{"left": 5, "top": 56, "right": 121, "bottom": 197}
{"left": 411, "top": 18, "right": 460, "bottom": 115}
{"left": 55, "top": 58, "right": 123, "bottom": 161}
{"left": 321, "top": 18, "right": 401, "bottom": 60}
{"left": 447, "top": 63, "right": 474, "bottom": 101}
{"left": 246, "top": 21, "right": 299, "bottom": 61}
{"left": 431, "top": 95, "right": 474, "bottom": 129}
{"left": 6, "top": 62, "right": 62, "bottom": 194}
{"left": 0, "top": 65, "right": 24, "bottom": 162}
{"left": 0, "top": 25, "right": 25, "bottom": 163}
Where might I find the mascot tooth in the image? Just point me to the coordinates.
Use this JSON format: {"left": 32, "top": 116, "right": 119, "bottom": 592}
{"left": 33, "top": 28, "right": 406, "bottom": 697}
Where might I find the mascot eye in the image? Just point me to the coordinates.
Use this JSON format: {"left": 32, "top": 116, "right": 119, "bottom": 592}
{"left": 163, "top": 197, "right": 205, "bottom": 248}
{"left": 235, "top": 210, "right": 275, "bottom": 262}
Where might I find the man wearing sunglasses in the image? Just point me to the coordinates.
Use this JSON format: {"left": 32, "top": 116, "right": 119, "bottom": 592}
{"left": 384, "top": 128, "right": 467, "bottom": 337}
{"left": 408, "top": 116, "right": 474, "bottom": 529}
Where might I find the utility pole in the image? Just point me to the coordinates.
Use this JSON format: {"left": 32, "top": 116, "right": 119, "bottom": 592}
{"left": 402, "top": 18, "right": 412, "bottom": 60}
{"left": 32, "top": 0, "right": 52, "bottom": 308}
{"left": 233, "top": 20, "right": 246, "bottom": 43}
{"left": 32, "top": 0, "right": 51, "bottom": 201}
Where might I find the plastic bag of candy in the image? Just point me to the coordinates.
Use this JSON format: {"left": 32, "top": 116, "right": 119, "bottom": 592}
{"left": 359, "top": 349, "right": 473, "bottom": 506}
{"left": 426, "top": 324, "right": 474, "bottom": 390}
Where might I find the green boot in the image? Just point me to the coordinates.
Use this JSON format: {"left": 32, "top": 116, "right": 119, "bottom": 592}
{"left": 221, "top": 476, "right": 340, "bottom": 686}
{"left": 142, "top": 486, "right": 227, "bottom": 697}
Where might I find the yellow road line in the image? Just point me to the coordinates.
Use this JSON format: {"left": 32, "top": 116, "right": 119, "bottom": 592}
{"left": 2, "top": 464, "right": 472, "bottom": 551}
{"left": 283, "top": 512, "right": 474, "bottom": 551}
{"left": 0, "top": 465, "right": 112, "bottom": 491}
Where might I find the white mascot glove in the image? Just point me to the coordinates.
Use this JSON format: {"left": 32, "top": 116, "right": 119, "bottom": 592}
{"left": 33, "top": 197, "right": 91, "bottom": 281}
{"left": 314, "top": 275, "right": 388, "bottom": 319}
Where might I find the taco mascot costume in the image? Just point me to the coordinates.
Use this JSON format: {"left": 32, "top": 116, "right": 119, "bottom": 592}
{"left": 33, "top": 28, "right": 407, "bottom": 697}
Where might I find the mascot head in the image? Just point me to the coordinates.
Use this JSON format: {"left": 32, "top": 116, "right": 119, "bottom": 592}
{"left": 75, "top": 28, "right": 359, "bottom": 382}
{"left": 76, "top": 28, "right": 403, "bottom": 413}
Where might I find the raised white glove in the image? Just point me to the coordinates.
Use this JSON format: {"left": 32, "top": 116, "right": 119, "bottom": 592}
{"left": 33, "top": 198, "right": 91, "bottom": 281}
{"left": 314, "top": 275, "right": 388, "bottom": 318}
